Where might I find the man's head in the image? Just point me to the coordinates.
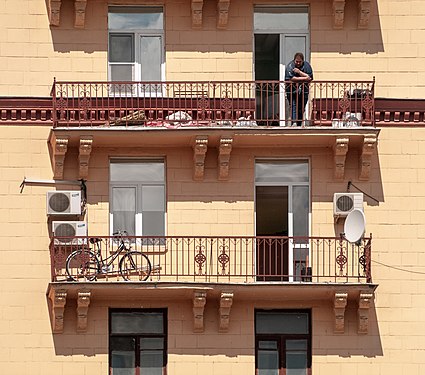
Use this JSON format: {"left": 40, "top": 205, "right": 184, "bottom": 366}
{"left": 293, "top": 52, "right": 305, "bottom": 68}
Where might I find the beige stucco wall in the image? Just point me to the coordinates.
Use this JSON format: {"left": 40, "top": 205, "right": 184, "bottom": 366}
{"left": 0, "top": 0, "right": 424, "bottom": 98}
{"left": 1, "top": 125, "right": 425, "bottom": 373}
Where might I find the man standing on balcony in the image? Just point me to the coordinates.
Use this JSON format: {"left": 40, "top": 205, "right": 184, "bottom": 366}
{"left": 285, "top": 52, "right": 313, "bottom": 126}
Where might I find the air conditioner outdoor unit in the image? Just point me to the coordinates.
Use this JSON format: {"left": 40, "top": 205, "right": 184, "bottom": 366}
{"left": 52, "top": 221, "right": 87, "bottom": 245}
{"left": 333, "top": 193, "right": 364, "bottom": 216}
{"left": 47, "top": 191, "right": 82, "bottom": 215}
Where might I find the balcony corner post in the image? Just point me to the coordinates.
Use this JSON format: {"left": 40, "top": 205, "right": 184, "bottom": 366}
{"left": 193, "top": 290, "right": 207, "bottom": 333}
{"left": 334, "top": 292, "right": 348, "bottom": 334}
{"left": 358, "top": 292, "right": 374, "bottom": 334}
{"left": 48, "top": 288, "right": 67, "bottom": 334}
{"left": 76, "top": 290, "right": 91, "bottom": 333}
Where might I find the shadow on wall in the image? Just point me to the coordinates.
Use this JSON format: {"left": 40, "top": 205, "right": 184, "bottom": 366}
{"left": 312, "top": 0, "right": 384, "bottom": 54}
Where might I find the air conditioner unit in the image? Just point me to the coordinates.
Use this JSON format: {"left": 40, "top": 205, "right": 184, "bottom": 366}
{"left": 333, "top": 193, "right": 364, "bottom": 216}
{"left": 47, "top": 191, "right": 82, "bottom": 215}
{"left": 52, "top": 221, "right": 87, "bottom": 245}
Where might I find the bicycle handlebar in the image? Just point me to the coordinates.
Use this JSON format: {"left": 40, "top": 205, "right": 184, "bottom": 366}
{"left": 113, "top": 230, "right": 128, "bottom": 237}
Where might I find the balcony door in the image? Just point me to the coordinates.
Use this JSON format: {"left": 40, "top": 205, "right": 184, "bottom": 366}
{"left": 254, "top": 6, "right": 310, "bottom": 125}
{"left": 255, "top": 160, "right": 310, "bottom": 281}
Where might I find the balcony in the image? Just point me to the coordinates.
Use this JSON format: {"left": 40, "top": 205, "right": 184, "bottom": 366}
{"left": 47, "top": 234, "right": 376, "bottom": 334}
{"left": 51, "top": 80, "right": 375, "bottom": 128}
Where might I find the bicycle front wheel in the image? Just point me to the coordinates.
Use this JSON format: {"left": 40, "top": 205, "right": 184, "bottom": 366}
{"left": 66, "top": 250, "right": 100, "bottom": 281}
{"left": 119, "top": 251, "right": 152, "bottom": 281}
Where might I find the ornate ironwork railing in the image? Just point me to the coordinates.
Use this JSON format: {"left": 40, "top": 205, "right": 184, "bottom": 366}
{"left": 51, "top": 80, "right": 375, "bottom": 128}
{"left": 50, "top": 235, "right": 372, "bottom": 283}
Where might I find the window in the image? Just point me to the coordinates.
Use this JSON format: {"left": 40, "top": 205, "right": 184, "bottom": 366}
{"left": 108, "top": 7, "right": 164, "bottom": 87}
{"left": 110, "top": 309, "right": 167, "bottom": 375}
{"left": 255, "top": 310, "right": 311, "bottom": 375}
{"left": 110, "top": 160, "right": 165, "bottom": 236}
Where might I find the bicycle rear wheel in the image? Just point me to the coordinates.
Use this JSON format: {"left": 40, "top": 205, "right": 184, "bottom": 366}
{"left": 66, "top": 250, "right": 100, "bottom": 281}
{"left": 119, "top": 251, "right": 152, "bottom": 281}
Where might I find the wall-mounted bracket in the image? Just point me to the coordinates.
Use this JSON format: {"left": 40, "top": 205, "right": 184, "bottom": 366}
{"left": 217, "top": 0, "right": 231, "bottom": 29}
{"left": 49, "top": 289, "right": 67, "bottom": 333}
{"left": 79, "top": 136, "right": 93, "bottom": 179}
{"left": 74, "top": 0, "right": 87, "bottom": 28}
{"left": 193, "top": 290, "right": 207, "bottom": 332}
{"left": 218, "top": 137, "right": 233, "bottom": 180}
{"left": 219, "top": 291, "right": 233, "bottom": 332}
{"left": 193, "top": 136, "right": 208, "bottom": 181}
{"left": 359, "top": 134, "right": 377, "bottom": 181}
{"left": 358, "top": 0, "right": 371, "bottom": 29}
{"left": 191, "top": 0, "right": 204, "bottom": 29}
{"left": 48, "top": 0, "right": 62, "bottom": 27}
{"left": 334, "top": 137, "right": 349, "bottom": 180}
{"left": 332, "top": 0, "right": 346, "bottom": 29}
{"left": 358, "top": 292, "right": 373, "bottom": 334}
{"left": 334, "top": 292, "right": 348, "bottom": 333}
{"left": 52, "top": 135, "right": 69, "bottom": 180}
{"left": 76, "top": 290, "right": 91, "bottom": 333}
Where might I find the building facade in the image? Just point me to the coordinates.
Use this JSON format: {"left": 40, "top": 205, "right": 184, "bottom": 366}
{"left": 0, "top": 0, "right": 425, "bottom": 374}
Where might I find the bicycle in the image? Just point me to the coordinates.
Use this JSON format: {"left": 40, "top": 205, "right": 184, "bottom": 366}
{"left": 65, "top": 230, "right": 152, "bottom": 281}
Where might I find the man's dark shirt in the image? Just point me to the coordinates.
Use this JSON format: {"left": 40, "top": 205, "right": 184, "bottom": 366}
{"left": 285, "top": 60, "right": 313, "bottom": 95}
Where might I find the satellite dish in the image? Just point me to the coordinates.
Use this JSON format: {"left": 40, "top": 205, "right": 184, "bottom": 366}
{"left": 344, "top": 209, "right": 366, "bottom": 243}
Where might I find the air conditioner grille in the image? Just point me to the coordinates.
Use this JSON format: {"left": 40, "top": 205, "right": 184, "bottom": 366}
{"left": 54, "top": 223, "right": 76, "bottom": 237}
{"left": 49, "top": 193, "right": 70, "bottom": 213}
{"left": 336, "top": 195, "right": 354, "bottom": 212}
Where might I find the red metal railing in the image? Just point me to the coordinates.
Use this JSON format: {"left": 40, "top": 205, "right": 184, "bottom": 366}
{"left": 50, "top": 235, "right": 372, "bottom": 283}
{"left": 51, "top": 80, "right": 375, "bottom": 128}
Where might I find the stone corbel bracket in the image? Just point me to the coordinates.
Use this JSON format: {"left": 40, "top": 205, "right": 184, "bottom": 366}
{"left": 191, "top": 0, "right": 204, "bottom": 29}
{"left": 193, "top": 290, "right": 207, "bottom": 332}
{"left": 52, "top": 135, "right": 69, "bottom": 180}
{"left": 218, "top": 137, "right": 233, "bottom": 180}
{"left": 359, "top": 134, "right": 377, "bottom": 181}
{"left": 74, "top": 0, "right": 87, "bottom": 29}
{"left": 334, "top": 137, "right": 349, "bottom": 180}
{"left": 48, "top": 0, "right": 62, "bottom": 27}
{"left": 219, "top": 291, "right": 233, "bottom": 332}
{"left": 332, "top": 0, "right": 346, "bottom": 29}
{"left": 358, "top": 0, "right": 371, "bottom": 29}
{"left": 358, "top": 292, "right": 373, "bottom": 334}
{"left": 76, "top": 290, "right": 91, "bottom": 333}
{"left": 217, "top": 0, "right": 231, "bottom": 29}
{"left": 49, "top": 289, "right": 67, "bottom": 333}
{"left": 193, "top": 136, "right": 208, "bottom": 181}
{"left": 79, "top": 136, "right": 93, "bottom": 179}
{"left": 334, "top": 292, "right": 348, "bottom": 333}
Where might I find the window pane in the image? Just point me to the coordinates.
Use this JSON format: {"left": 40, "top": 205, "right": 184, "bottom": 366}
{"left": 254, "top": 6, "right": 308, "bottom": 31}
{"left": 109, "top": 34, "right": 134, "bottom": 63}
{"left": 142, "top": 212, "right": 165, "bottom": 236}
{"left": 112, "top": 187, "right": 136, "bottom": 236}
{"left": 109, "top": 7, "right": 163, "bottom": 30}
{"left": 292, "top": 185, "right": 309, "bottom": 238}
{"left": 111, "top": 337, "right": 135, "bottom": 375}
{"left": 140, "top": 338, "right": 164, "bottom": 375}
{"left": 286, "top": 352, "right": 307, "bottom": 375}
{"left": 259, "top": 340, "right": 278, "bottom": 350}
{"left": 255, "top": 161, "right": 309, "bottom": 183}
{"left": 258, "top": 349, "right": 279, "bottom": 375}
{"left": 111, "top": 162, "right": 165, "bottom": 183}
{"left": 111, "top": 312, "right": 164, "bottom": 334}
{"left": 256, "top": 311, "right": 309, "bottom": 334}
{"left": 111, "top": 65, "right": 134, "bottom": 82}
{"left": 141, "top": 338, "right": 164, "bottom": 350}
{"left": 287, "top": 340, "right": 307, "bottom": 350}
{"left": 140, "top": 36, "right": 162, "bottom": 81}
{"left": 142, "top": 186, "right": 165, "bottom": 211}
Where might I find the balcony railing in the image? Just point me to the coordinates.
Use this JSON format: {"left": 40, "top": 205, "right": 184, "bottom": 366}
{"left": 51, "top": 80, "right": 375, "bottom": 128}
{"left": 50, "top": 235, "right": 372, "bottom": 284}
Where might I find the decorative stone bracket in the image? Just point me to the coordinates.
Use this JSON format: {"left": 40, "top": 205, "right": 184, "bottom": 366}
{"left": 359, "top": 134, "right": 377, "bottom": 181}
{"left": 49, "top": 289, "right": 67, "bottom": 333}
{"left": 334, "top": 292, "right": 348, "bottom": 333}
{"left": 334, "top": 137, "right": 349, "bottom": 180}
{"left": 52, "top": 135, "right": 69, "bottom": 180}
{"left": 191, "top": 0, "right": 204, "bottom": 29}
{"left": 76, "top": 291, "right": 91, "bottom": 333}
{"left": 358, "top": 0, "right": 371, "bottom": 29}
{"left": 218, "top": 137, "right": 233, "bottom": 180}
{"left": 332, "top": 0, "right": 371, "bottom": 29}
{"left": 332, "top": 0, "right": 345, "bottom": 29}
{"left": 48, "top": 0, "right": 88, "bottom": 28}
{"left": 193, "top": 136, "right": 208, "bottom": 181}
{"left": 217, "top": 0, "right": 231, "bottom": 29}
{"left": 219, "top": 291, "right": 233, "bottom": 332}
{"left": 193, "top": 290, "right": 207, "bottom": 332}
{"left": 358, "top": 292, "right": 373, "bottom": 334}
{"left": 79, "top": 136, "right": 93, "bottom": 179}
